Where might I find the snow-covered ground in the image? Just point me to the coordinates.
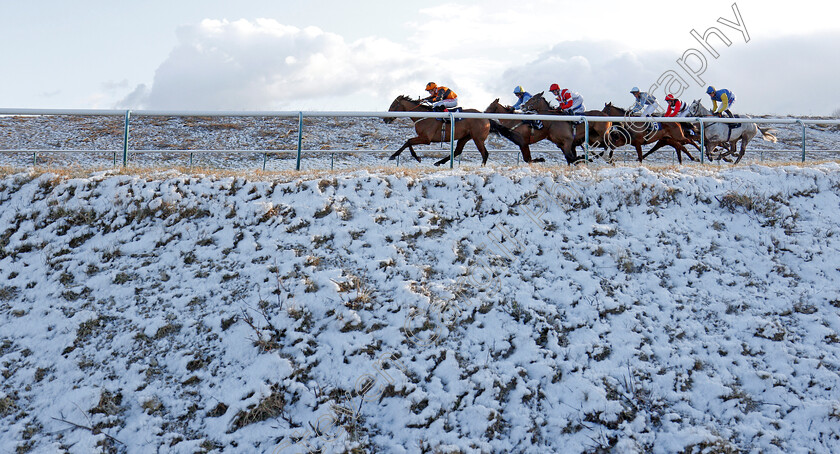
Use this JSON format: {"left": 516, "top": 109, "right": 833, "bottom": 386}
{"left": 2, "top": 164, "right": 840, "bottom": 453}
{"left": 1, "top": 114, "right": 839, "bottom": 171}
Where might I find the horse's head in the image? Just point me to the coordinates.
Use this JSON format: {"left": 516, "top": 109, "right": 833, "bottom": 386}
{"left": 522, "top": 91, "right": 548, "bottom": 112}
{"left": 484, "top": 98, "right": 511, "bottom": 113}
{"left": 603, "top": 102, "right": 625, "bottom": 116}
{"left": 688, "top": 99, "right": 709, "bottom": 117}
{"left": 384, "top": 95, "right": 420, "bottom": 124}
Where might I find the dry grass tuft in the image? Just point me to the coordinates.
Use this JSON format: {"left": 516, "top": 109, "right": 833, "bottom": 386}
{"left": 231, "top": 389, "right": 285, "bottom": 431}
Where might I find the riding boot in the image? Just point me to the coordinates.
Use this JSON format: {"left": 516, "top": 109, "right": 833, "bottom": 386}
{"left": 725, "top": 109, "right": 733, "bottom": 118}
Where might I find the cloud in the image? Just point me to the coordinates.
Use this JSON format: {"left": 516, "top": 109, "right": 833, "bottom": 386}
{"left": 119, "top": 18, "right": 426, "bottom": 110}
{"left": 118, "top": 16, "right": 840, "bottom": 115}
{"left": 101, "top": 79, "right": 131, "bottom": 91}
{"left": 495, "top": 31, "right": 840, "bottom": 115}
{"left": 115, "top": 84, "right": 150, "bottom": 110}
{"left": 496, "top": 41, "right": 678, "bottom": 111}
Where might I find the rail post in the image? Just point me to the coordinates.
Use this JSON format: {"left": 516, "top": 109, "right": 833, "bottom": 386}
{"left": 698, "top": 118, "right": 704, "bottom": 164}
{"left": 122, "top": 110, "right": 131, "bottom": 167}
{"left": 33, "top": 151, "right": 37, "bottom": 167}
{"left": 296, "top": 112, "right": 303, "bottom": 171}
{"left": 583, "top": 116, "right": 590, "bottom": 164}
{"left": 449, "top": 112, "right": 455, "bottom": 169}
{"left": 795, "top": 119, "right": 806, "bottom": 162}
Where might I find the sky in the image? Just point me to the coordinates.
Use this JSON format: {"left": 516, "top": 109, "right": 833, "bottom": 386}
{"left": 1, "top": 0, "right": 838, "bottom": 115}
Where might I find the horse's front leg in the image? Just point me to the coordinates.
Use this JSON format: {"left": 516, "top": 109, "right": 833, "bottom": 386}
{"left": 390, "top": 137, "right": 428, "bottom": 162}
{"left": 732, "top": 140, "right": 745, "bottom": 165}
{"left": 674, "top": 142, "right": 696, "bottom": 164}
{"left": 705, "top": 141, "right": 716, "bottom": 162}
{"left": 681, "top": 144, "right": 696, "bottom": 162}
{"left": 685, "top": 137, "right": 702, "bottom": 152}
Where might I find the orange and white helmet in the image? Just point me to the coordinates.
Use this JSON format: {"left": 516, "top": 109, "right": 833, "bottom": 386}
{"left": 425, "top": 82, "right": 437, "bottom": 91}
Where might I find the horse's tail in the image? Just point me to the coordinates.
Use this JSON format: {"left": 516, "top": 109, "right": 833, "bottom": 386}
{"left": 489, "top": 120, "right": 525, "bottom": 148}
{"left": 758, "top": 126, "right": 778, "bottom": 143}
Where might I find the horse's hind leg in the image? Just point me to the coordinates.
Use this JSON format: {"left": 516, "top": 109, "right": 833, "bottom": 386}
{"left": 641, "top": 139, "right": 669, "bottom": 160}
{"left": 519, "top": 140, "right": 534, "bottom": 163}
{"left": 473, "top": 137, "right": 490, "bottom": 166}
{"left": 434, "top": 137, "right": 470, "bottom": 167}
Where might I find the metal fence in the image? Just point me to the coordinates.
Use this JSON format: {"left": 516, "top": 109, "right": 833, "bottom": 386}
{"left": 1, "top": 108, "right": 839, "bottom": 170}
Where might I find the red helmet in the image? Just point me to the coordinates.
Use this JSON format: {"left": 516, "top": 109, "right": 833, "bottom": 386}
{"left": 549, "top": 83, "right": 560, "bottom": 92}
{"left": 665, "top": 94, "right": 676, "bottom": 102}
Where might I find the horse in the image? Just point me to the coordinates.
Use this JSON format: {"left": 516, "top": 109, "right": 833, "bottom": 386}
{"left": 601, "top": 103, "right": 696, "bottom": 164}
{"left": 384, "top": 95, "right": 524, "bottom": 167}
{"left": 521, "top": 93, "right": 614, "bottom": 162}
{"left": 484, "top": 99, "right": 546, "bottom": 163}
{"left": 687, "top": 100, "right": 778, "bottom": 165}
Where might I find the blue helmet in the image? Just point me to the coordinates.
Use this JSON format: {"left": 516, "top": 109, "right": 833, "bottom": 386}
{"left": 630, "top": 86, "right": 640, "bottom": 93}
{"left": 513, "top": 85, "right": 524, "bottom": 94}
{"left": 706, "top": 86, "right": 716, "bottom": 94}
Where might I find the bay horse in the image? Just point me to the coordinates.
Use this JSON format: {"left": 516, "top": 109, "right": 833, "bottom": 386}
{"left": 687, "top": 100, "right": 778, "bottom": 165}
{"left": 602, "top": 103, "right": 696, "bottom": 164}
{"left": 484, "top": 99, "right": 546, "bottom": 163}
{"left": 384, "top": 95, "right": 525, "bottom": 166}
{"left": 522, "top": 92, "right": 612, "bottom": 154}
{"left": 520, "top": 93, "right": 613, "bottom": 164}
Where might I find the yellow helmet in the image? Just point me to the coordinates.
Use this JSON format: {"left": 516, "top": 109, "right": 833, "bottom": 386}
{"left": 425, "top": 82, "right": 437, "bottom": 91}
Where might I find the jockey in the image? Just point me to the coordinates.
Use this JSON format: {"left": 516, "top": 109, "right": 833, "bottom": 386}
{"left": 549, "top": 84, "right": 586, "bottom": 115}
{"left": 629, "top": 86, "right": 657, "bottom": 117}
{"left": 512, "top": 85, "right": 532, "bottom": 111}
{"left": 707, "top": 86, "right": 735, "bottom": 117}
{"left": 663, "top": 94, "right": 688, "bottom": 117}
{"left": 423, "top": 82, "right": 458, "bottom": 111}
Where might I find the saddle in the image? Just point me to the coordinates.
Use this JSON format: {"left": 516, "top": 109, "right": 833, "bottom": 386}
{"left": 721, "top": 116, "right": 742, "bottom": 141}
{"left": 435, "top": 106, "right": 463, "bottom": 122}
{"left": 524, "top": 119, "right": 544, "bottom": 130}
{"left": 715, "top": 113, "right": 741, "bottom": 129}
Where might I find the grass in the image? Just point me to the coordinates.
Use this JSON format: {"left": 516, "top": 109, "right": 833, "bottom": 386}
{"left": 0, "top": 394, "right": 17, "bottom": 416}
{"left": 230, "top": 388, "right": 286, "bottom": 431}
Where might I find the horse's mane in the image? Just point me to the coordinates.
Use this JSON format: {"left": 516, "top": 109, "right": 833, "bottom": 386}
{"left": 606, "top": 103, "right": 628, "bottom": 115}
{"left": 398, "top": 95, "right": 422, "bottom": 103}
{"left": 524, "top": 92, "right": 549, "bottom": 108}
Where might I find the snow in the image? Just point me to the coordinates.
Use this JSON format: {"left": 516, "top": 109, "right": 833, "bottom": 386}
{"left": 1, "top": 163, "right": 840, "bottom": 453}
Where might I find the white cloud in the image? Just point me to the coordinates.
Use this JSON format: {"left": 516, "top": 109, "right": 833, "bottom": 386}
{"left": 118, "top": 13, "right": 840, "bottom": 115}
{"left": 494, "top": 31, "right": 840, "bottom": 116}
{"left": 120, "top": 19, "right": 428, "bottom": 110}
